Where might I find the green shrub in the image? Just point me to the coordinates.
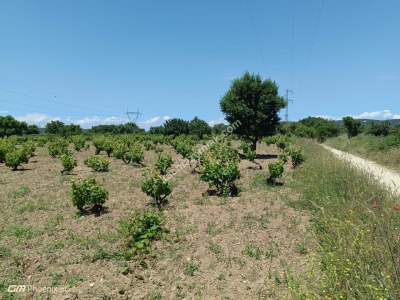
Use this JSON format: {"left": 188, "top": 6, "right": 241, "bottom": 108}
{"left": 278, "top": 152, "right": 289, "bottom": 164}
{"left": 119, "top": 209, "right": 164, "bottom": 255}
{"left": 5, "top": 148, "right": 29, "bottom": 170}
{"left": 175, "top": 141, "right": 193, "bottom": 159}
{"left": 143, "top": 140, "right": 155, "bottom": 151}
{"left": 92, "top": 137, "right": 113, "bottom": 155}
{"left": 239, "top": 141, "right": 256, "bottom": 161}
{"left": 200, "top": 142, "right": 240, "bottom": 196}
{"left": 267, "top": 160, "right": 284, "bottom": 184}
{"left": 102, "top": 140, "right": 114, "bottom": 157}
{"left": 72, "top": 136, "right": 86, "bottom": 152}
{"left": 275, "top": 136, "right": 290, "bottom": 151}
{"left": 92, "top": 137, "right": 104, "bottom": 155}
{"left": 123, "top": 144, "right": 144, "bottom": 166}
{"left": 155, "top": 154, "right": 173, "bottom": 175}
{"left": 288, "top": 146, "right": 304, "bottom": 168}
{"left": 48, "top": 140, "right": 69, "bottom": 158}
{"left": 367, "top": 121, "right": 391, "bottom": 136}
{"left": 60, "top": 152, "right": 77, "bottom": 174}
{"left": 343, "top": 116, "right": 362, "bottom": 138}
{"left": 141, "top": 170, "right": 172, "bottom": 208}
{"left": 84, "top": 155, "right": 110, "bottom": 172}
{"left": 0, "top": 139, "right": 13, "bottom": 162}
{"left": 22, "top": 142, "right": 36, "bottom": 158}
{"left": 71, "top": 178, "right": 108, "bottom": 212}
{"left": 113, "top": 142, "right": 128, "bottom": 159}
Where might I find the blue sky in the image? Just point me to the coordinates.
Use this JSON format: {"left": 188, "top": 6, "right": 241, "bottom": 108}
{"left": 1, "top": 0, "right": 399, "bottom": 128}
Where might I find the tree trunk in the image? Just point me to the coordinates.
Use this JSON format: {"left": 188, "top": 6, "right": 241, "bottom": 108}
{"left": 251, "top": 138, "right": 257, "bottom": 152}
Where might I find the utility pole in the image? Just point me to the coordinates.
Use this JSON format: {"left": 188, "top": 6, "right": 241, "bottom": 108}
{"left": 284, "top": 89, "right": 294, "bottom": 122}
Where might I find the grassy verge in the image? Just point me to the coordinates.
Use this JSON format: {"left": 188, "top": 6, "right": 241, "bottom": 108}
{"left": 326, "top": 134, "right": 400, "bottom": 170}
{"left": 289, "top": 140, "right": 400, "bottom": 299}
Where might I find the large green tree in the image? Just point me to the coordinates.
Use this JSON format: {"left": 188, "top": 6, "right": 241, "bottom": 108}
{"left": 0, "top": 115, "right": 29, "bottom": 137}
{"left": 45, "top": 120, "right": 66, "bottom": 134}
{"left": 163, "top": 118, "right": 189, "bottom": 136}
{"left": 220, "top": 72, "right": 286, "bottom": 150}
{"left": 189, "top": 117, "right": 211, "bottom": 138}
{"left": 343, "top": 116, "right": 362, "bottom": 138}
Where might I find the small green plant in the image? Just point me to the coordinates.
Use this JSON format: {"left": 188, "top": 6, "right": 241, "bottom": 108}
{"left": 288, "top": 147, "right": 304, "bottom": 168}
{"left": 243, "top": 244, "right": 262, "bottom": 260}
{"left": 175, "top": 141, "right": 193, "bottom": 159}
{"left": 60, "top": 152, "right": 77, "bottom": 174}
{"left": 0, "top": 139, "right": 13, "bottom": 163}
{"left": 141, "top": 170, "right": 172, "bottom": 209}
{"left": 296, "top": 242, "right": 308, "bottom": 255}
{"left": 267, "top": 160, "right": 284, "bottom": 184}
{"left": 22, "top": 142, "right": 36, "bottom": 158}
{"left": 155, "top": 153, "right": 173, "bottom": 175}
{"left": 71, "top": 178, "right": 108, "bottom": 212}
{"left": 84, "top": 155, "right": 110, "bottom": 172}
{"left": 103, "top": 140, "right": 114, "bottom": 157}
{"left": 92, "top": 137, "right": 104, "bottom": 155}
{"left": 200, "top": 142, "right": 240, "bottom": 196}
{"left": 143, "top": 140, "right": 155, "bottom": 151}
{"left": 184, "top": 260, "right": 199, "bottom": 276}
{"left": 119, "top": 209, "right": 164, "bottom": 255}
{"left": 278, "top": 152, "right": 289, "bottom": 164}
{"left": 200, "top": 160, "right": 240, "bottom": 196}
{"left": 113, "top": 142, "right": 128, "bottom": 159}
{"left": 5, "top": 148, "right": 29, "bottom": 170}
{"left": 48, "top": 140, "right": 69, "bottom": 158}
{"left": 240, "top": 141, "right": 256, "bottom": 161}
{"left": 72, "top": 136, "right": 86, "bottom": 152}
{"left": 123, "top": 144, "right": 144, "bottom": 166}
{"left": 208, "top": 242, "right": 223, "bottom": 255}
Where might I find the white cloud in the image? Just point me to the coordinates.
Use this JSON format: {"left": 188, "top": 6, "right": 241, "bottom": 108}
{"left": 138, "top": 115, "right": 171, "bottom": 128}
{"left": 13, "top": 113, "right": 176, "bottom": 129}
{"left": 314, "top": 110, "right": 400, "bottom": 121}
{"left": 16, "top": 113, "right": 60, "bottom": 124}
{"left": 14, "top": 113, "right": 129, "bottom": 128}
{"left": 0, "top": 110, "right": 9, "bottom": 114}
{"left": 74, "top": 116, "right": 129, "bottom": 127}
{"left": 208, "top": 118, "right": 228, "bottom": 126}
{"left": 353, "top": 110, "right": 400, "bottom": 120}
{"left": 314, "top": 115, "right": 341, "bottom": 121}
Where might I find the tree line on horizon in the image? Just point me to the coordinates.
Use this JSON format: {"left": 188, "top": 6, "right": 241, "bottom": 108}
{"left": 1, "top": 72, "right": 399, "bottom": 142}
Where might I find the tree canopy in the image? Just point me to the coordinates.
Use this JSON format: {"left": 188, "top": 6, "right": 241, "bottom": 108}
{"left": 90, "top": 122, "right": 144, "bottom": 134}
{"left": 220, "top": 72, "right": 286, "bottom": 150}
{"left": 0, "top": 115, "right": 39, "bottom": 137}
{"left": 188, "top": 117, "right": 211, "bottom": 138}
{"left": 45, "top": 121, "right": 82, "bottom": 135}
{"left": 343, "top": 116, "right": 362, "bottom": 138}
{"left": 162, "top": 118, "right": 189, "bottom": 136}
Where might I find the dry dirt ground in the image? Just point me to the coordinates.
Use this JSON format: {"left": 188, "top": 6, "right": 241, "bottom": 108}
{"left": 0, "top": 142, "right": 313, "bottom": 299}
{"left": 322, "top": 144, "right": 400, "bottom": 196}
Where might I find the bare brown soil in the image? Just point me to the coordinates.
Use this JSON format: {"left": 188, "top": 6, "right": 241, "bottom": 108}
{"left": 0, "top": 143, "right": 313, "bottom": 299}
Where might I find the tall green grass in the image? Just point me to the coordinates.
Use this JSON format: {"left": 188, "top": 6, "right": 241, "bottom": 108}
{"left": 290, "top": 140, "right": 400, "bottom": 299}
{"left": 326, "top": 134, "right": 400, "bottom": 170}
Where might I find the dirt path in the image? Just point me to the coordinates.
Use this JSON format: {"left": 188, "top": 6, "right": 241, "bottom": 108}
{"left": 322, "top": 144, "right": 400, "bottom": 196}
